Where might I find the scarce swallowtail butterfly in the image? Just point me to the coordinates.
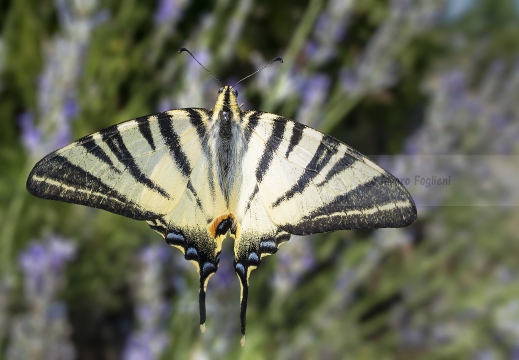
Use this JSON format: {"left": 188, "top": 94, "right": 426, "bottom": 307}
{"left": 27, "top": 49, "right": 417, "bottom": 346}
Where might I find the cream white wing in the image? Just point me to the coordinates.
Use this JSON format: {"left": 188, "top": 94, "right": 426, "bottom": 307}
{"left": 235, "top": 110, "right": 416, "bottom": 243}
{"left": 245, "top": 111, "right": 416, "bottom": 235}
{"left": 27, "top": 109, "right": 216, "bottom": 220}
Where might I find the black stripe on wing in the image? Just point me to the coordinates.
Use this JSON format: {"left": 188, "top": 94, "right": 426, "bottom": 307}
{"left": 159, "top": 114, "right": 192, "bottom": 177}
{"left": 27, "top": 155, "right": 160, "bottom": 220}
{"left": 255, "top": 117, "right": 287, "bottom": 183}
{"left": 315, "top": 153, "right": 357, "bottom": 187}
{"left": 186, "top": 108, "right": 215, "bottom": 195}
{"left": 285, "top": 121, "right": 304, "bottom": 158}
{"left": 187, "top": 180, "right": 205, "bottom": 214}
{"left": 272, "top": 140, "right": 335, "bottom": 208}
{"left": 137, "top": 118, "right": 156, "bottom": 150}
{"left": 243, "top": 112, "right": 261, "bottom": 148}
{"left": 187, "top": 109, "right": 208, "bottom": 145}
{"left": 282, "top": 173, "right": 417, "bottom": 234}
{"left": 243, "top": 184, "right": 259, "bottom": 215}
{"left": 102, "top": 131, "right": 170, "bottom": 199}
{"left": 80, "top": 135, "right": 118, "bottom": 169}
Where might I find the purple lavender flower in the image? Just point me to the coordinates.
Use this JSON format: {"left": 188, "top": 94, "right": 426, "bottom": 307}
{"left": 7, "top": 236, "right": 76, "bottom": 359}
{"left": 139, "top": 244, "right": 170, "bottom": 265}
{"left": 342, "top": 0, "right": 444, "bottom": 97}
{"left": 303, "top": 41, "right": 319, "bottom": 59}
{"left": 20, "top": 0, "right": 106, "bottom": 158}
{"left": 272, "top": 236, "right": 316, "bottom": 293}
{"left": 305, "top": 0, "right": 352, "bottom": 66}
{"left": 315, "top": 13, "right": 330, "bottom": 37}
{"left": 123, "top": 335, "right": 153, "bottom": 360}
{"left": 18, "top": 237, "right": 76, "bottom": 300}
{"left": 123, "top": 329, "right": 169, "bottom": 360}
{"left": 123, "top": 245, "right": 170, "bottom": 359}
{"left": 136, "top": 304, "right": 155, "bottom": 326}
{"left": 439, "top": 69, "right": 467, "bottom": 98}
{"left": 18, "top": 112, "right": 42, "bottom": 156}
{"left": 296, "top": 74, "right": 331, "bottom": 127}
{"left": 48, "top": 236, "right": 76, "bottom": 271}
{"left": 157, "top": 98, "right": 174, "bottom": 113}
{"left": 18, "top": 242, "right": 48, "bottom": 296}
{"left": 154, "top": 0, "right": 182, "bottom": 25}
{"left": 301, "top": 74, "right": 331, "bottom": 105}
{"left": 340, "top": 69, "right": 359, "bottom": 93}
{"left": 511, "top": 346, "right": 519, "bottom": 360}
{"left": 316, "top": 13, "right": 346, "bottom": 43}
{"left": 62, "top": 96, "right": 78, "bottom": 120}
{"left": 211, "top": 246, "right": 235, "bottom": 289}
{"left": 304, "top": 76, "right": 325, "bottom": 97}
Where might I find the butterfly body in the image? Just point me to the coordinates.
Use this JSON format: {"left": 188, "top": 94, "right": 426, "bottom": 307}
{"left": 211, "top": 87, "right": 245, "bottom": 204}
{"left": 27, "top": 85, "right": 416, "bottom": 345}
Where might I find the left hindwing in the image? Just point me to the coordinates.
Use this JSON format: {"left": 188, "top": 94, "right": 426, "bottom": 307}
{"left": 237, "top": 111, "right": 417, "bottom": 236}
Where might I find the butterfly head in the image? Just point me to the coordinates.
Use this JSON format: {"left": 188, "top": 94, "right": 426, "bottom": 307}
{"left": 214, "top": 85, "right": 241, "bottom": 116}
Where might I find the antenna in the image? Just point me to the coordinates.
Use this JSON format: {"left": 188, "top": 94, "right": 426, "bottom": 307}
{"left": 179, "top": 48, "right": 223, "bottom": 86}
{"left": 234, "top": 57, "right": 283, "bottom": 87}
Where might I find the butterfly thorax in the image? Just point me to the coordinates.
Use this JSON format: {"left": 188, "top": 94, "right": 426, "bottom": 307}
{"left": 210, "top": 86, "right": 244, "bottom": 205}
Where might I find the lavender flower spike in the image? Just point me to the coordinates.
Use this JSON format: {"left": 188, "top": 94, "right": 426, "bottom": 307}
{"left": 6, "top": 236, "right": 76, "bottom": 360}
{"left": 21, "top": 0, "right": 106, "bottom": 159}
{"left": 123, "top": 245, "right": 170, "bottom": 360}
{"left": 154, "top": 0, "right": 188, "bottom": 25}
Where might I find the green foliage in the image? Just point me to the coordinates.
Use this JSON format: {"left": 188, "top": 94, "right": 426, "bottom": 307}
{"left": 1, "top": 0, "right": 518, "bottom": 358}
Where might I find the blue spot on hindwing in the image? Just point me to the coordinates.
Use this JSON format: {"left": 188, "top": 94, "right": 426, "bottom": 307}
{"left": 166, "top": 232, "right": 185, "bottom": 245}
{"left": 186, "top": 247, "right": 198, "bottom": 260}
{"left": 202, "top": 262, "right": 216, "bottom": 276}
{"left": 248, "top": 252, "right": 259, "bottom": 265}
{"left": 235, "top": 262, "right": 246, "bottom": 277}
{"left": 259, "top": 240, "right": 277, "bottom": 254}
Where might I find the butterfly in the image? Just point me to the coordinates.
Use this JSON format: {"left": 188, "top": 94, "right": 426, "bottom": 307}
{"left": 27, "top": 49, "right": 416, "bottom": 346}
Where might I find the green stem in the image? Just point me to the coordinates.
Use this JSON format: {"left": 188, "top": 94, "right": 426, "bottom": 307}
{"left": 263, "top": 0, "right": 324, "bottom": 112}
{"left": 319, "top": 95, "right": 361, "bottom": 133}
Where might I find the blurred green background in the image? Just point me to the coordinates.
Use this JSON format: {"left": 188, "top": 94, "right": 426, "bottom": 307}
{"left": 1, "top": 0, "right": 519, "bottom": 359}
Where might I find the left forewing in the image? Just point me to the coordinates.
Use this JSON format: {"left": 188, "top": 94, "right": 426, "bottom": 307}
{"left": 26, "top": 109, "right": 210, "bottom": 221}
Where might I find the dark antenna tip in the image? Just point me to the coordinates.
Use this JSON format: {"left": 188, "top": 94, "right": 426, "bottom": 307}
{"left": 178, "top": 47, "right": 223, "bottom": 86}
{"left": 234, "top": 56, "right": 284, "bottom": 87}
